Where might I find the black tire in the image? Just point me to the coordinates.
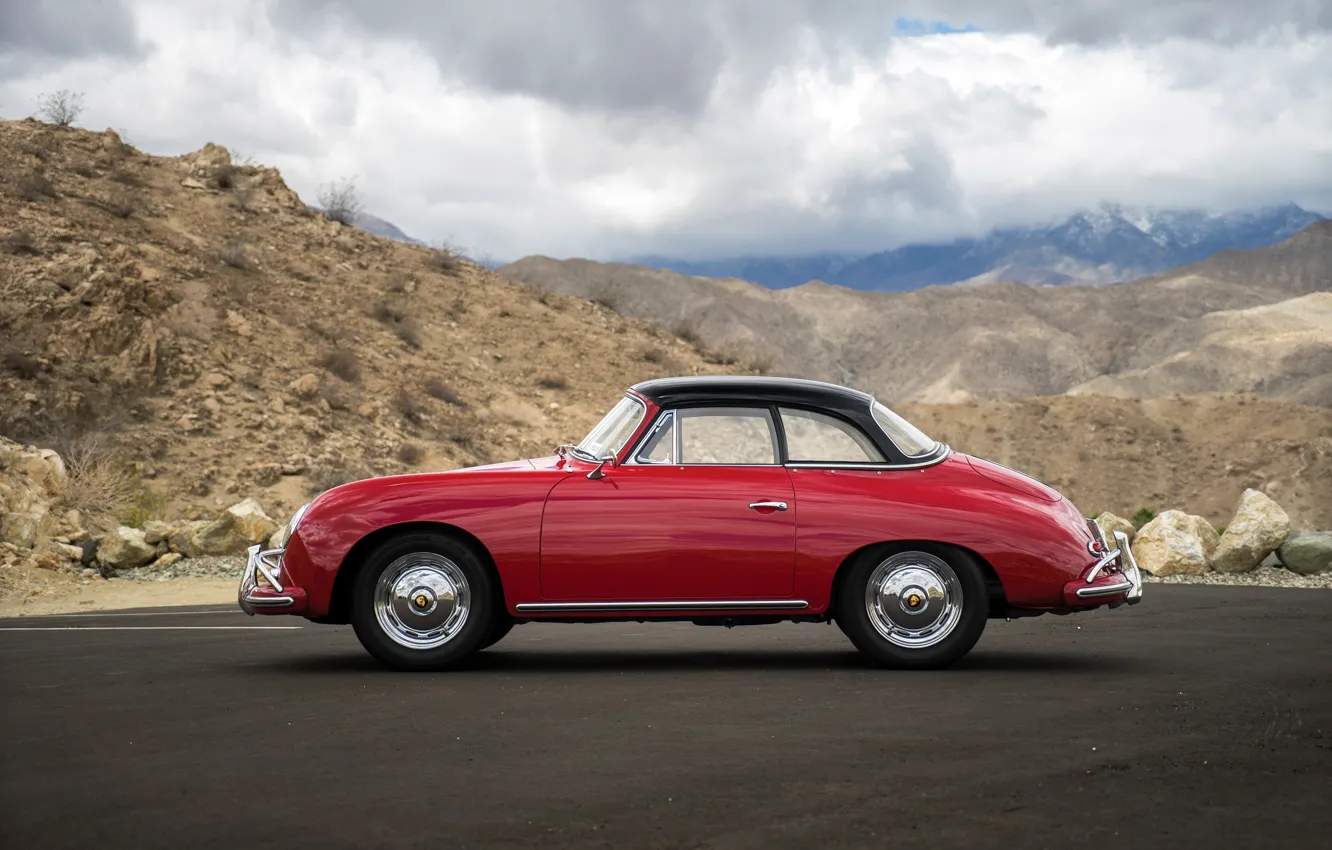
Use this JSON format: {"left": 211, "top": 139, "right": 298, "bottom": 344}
{"left": 350, "top": 531, "right": 497, "bottom": 671}
{"left": 480, "top": 617, "right": 516, "bottom": 650}
{"left": 835, "top": 544, "right": 988, "bottom": 669}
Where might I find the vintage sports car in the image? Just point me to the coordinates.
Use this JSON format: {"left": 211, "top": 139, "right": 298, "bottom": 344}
{"left": 240, "top": 376, "right": 1142, "bottom": 670}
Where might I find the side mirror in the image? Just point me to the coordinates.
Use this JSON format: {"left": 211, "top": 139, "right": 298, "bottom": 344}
{"left": 587, "top": 454, "right": 615, "bottom": 480}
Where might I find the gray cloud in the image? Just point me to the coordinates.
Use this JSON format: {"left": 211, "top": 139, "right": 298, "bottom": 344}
{"left": 265, "top": 0, "right": 1332, "bottom": 116}
{"left": 0, "top": 0, "right": 140, "bottom": 78}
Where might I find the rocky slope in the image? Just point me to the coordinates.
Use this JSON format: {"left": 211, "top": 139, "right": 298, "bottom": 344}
{"left": 500, "top": 220, "right": 1332, "bottom": 405}
{"left": 0, "top": 118, "right": 725, "bottom": 524}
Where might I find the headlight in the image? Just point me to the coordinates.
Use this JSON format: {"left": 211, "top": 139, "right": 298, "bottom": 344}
{"left": 269, "top": 502, "right": 310, "bottom": 550}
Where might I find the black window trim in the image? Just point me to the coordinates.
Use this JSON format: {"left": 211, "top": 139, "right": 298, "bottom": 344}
{"left": 624, "top": 403, "right": 783, "bottom": 467}
{"left": 624, "top": 399, "right": 950, "bottom": 470}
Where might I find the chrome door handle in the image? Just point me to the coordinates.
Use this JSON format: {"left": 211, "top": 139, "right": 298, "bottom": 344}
{"left": 748, "top": 501, "right": 788, "bottom": 511}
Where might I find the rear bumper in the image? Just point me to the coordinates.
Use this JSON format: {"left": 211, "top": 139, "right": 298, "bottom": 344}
{"left": 238, "top": 544, "right": 307, "bottom": 616}
{"left": 1062, "top": 530, "right": 1143, "bottom": 608}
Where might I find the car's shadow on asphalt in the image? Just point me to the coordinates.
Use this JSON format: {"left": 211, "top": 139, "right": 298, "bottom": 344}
{"left": 250, "top": 648, "right": 1146, "bottom": 676}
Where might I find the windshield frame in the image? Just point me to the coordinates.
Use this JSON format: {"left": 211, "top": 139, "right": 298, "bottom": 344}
{"left": 572, "top": 395, "right": 648, "bottom": 462}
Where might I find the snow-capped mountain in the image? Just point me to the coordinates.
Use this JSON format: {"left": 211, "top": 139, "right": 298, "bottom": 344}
{"left": 636, "top": 203, "right": 1325, "bottom": 291}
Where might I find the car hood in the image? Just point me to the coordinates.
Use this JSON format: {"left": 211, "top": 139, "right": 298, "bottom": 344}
{"left": 962, "top": 454, "right": 1063, "bottom": 503}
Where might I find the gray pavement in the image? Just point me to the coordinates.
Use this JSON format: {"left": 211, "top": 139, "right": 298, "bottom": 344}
{"left": 2, "top": 586, "right": 1330, "bottom": 849}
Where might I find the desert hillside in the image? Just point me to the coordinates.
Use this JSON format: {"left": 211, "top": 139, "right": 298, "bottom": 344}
{"left": 499, "top": 221, "right": 1332, "bottom": 406}
{"left": 0, "top": 118, "right": 724, "bottom": 521}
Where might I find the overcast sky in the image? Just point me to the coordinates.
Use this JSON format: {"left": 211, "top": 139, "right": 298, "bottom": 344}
{"left": 3, "top": 0, "right": 1330, "bottom": 260}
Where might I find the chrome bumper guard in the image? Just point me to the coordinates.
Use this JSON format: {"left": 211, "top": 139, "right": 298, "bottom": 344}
{"left": 1075, "top": 530, "right": 1143, "bottom": 604}
{"left": 238, "top": 544, "right": 293, "bottom": 615}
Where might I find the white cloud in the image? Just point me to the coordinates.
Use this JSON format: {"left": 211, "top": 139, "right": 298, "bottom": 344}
{"left": 1, "top": 0, "right": 1328, "bottom": 260}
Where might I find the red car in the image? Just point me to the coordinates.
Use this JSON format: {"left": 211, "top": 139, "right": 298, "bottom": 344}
{"left": 239, "top": 376, "right": 1142, "bottom": 669}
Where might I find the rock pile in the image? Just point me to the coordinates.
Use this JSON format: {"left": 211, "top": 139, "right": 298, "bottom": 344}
{"left": 1118, "top": 489, "right": 1330, "bottom": 581}
{"left": 1, "top": 437, "right": 280, "bottom": 579}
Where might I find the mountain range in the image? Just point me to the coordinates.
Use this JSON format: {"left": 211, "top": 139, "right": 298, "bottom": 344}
{"left": 500, "top": 219, "right": 1332, "bottom": 406}
{"left": 631, "top": 203, "right": 1325, "bottom": 291}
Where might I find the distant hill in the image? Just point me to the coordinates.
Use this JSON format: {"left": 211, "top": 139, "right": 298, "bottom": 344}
{"left": 635, "top": 203, "right": 1325, "bottom": 291}
{"left": 500, "top": 220, "right": 1332, "bottom": 406}
{"left": 352, "top": 212, "right": 422, "bottom": 245}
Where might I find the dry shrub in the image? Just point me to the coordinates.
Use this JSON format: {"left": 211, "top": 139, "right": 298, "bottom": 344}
{"left": 36, "top": 90, "right": 84, "bottom": 126}
{"left": 18, "top": 171, "right": 55, "bottom": 202}
{"left": 490, "top": 399, "right": 542, "bottom": 429}
{"left": 317, "top": 177, "right": 360, "bottom": 225}
{"left": 671, "top": 317, "right": 702, "bottom": 345}
{"left": 212, "top": 163, "right": 239, "bottom": 190}
{"left": 19, "top": 137, "right": 53, "bottom": 161}
{"left": 317, "top": 349, "right": 360, "bottom": 383}
{"left": 3, "top": 230, "right": 41, "bottom": 256}
{"left": 318, "top": 381, "right": 353, "bottom": 411}
{"left": 394, "top": 319, "right": 422, "bottom": 349}
{"left": 371, "top": 301, "right": 422, "bottom": 348}
{"left": 425, "top": 241, "right": 463, "bottom": 276}
{"left": 535, "top": 373, "right": 568, "bottom": 390}
{"left": 120, "top": 487, "right": 170, "bottom": 528}
{"left": 423, "top": 378, "right": 464, "bottom": 406}
{"left": 394, "top": 390, "right": 429, "bottom": 424}
{"left": 306, "top": 461, "right": 370, "bottom": 495}
{"left": 397, "top": 442, "right": 426, "bottom": 465}
{"left": 110, "top": 169, "right": 143, "bottom": 187}
{"left": 220, "top": 237, "right": 254, "bottom": 270}
{"left": 106, "top": 187, "right": 136, "bottom": 218}
{"left": 710, "top": 341, "right": 774, "bottom": 375}
{"left": 4, "top": 351, "right": 40, "bottom": 379}
{"left": 57, "top": 435, "right": 135, "bottom": 520}
{"left": 371, "top": 302, "right": 406, "bottom": 324}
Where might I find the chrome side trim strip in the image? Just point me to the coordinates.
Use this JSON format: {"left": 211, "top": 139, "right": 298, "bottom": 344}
{"left": 515, "top": 600, "right": 810, "bottom": 613}
{"left": 1075, "top": 580, "right": 1134, "bottom": 598}
{"left": 1084, "top": 548, "right": 1123, "bottom": 583}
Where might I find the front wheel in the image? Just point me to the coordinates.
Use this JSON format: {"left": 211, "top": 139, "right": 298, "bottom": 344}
{"left": 835, "top": 546, "right": 988, "bottom": 669}
{"left": 351, "top": 531, "right": 497, "bottom": 670}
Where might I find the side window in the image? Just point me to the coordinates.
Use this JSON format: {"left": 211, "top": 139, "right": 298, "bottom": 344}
{"left": 679, "top": 408, "right": 778, "bottom": 465}
{"left": 636, "top": 412, "right": 676, "bottom": 463}
{"left": 780, "top": 408, "right": 885, "bottom": 463}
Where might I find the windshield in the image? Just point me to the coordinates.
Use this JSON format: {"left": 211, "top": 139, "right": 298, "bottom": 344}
{"left": 574, "top": 396, "right": 647, "bottom": 460}
{"left": 871, "top": 400, "right": 938, "bottom": 458}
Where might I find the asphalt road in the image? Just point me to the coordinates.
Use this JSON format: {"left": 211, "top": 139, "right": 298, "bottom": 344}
{"left": 2, "top": 586, "right": 1330, "bottom": 850}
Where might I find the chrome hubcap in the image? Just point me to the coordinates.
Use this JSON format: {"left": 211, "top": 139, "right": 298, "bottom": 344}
{"left": 374, "top": 553, "right": 470, "bottom": 649}
{"left": 865, "top": 552, "right": 963, "bottom": 648}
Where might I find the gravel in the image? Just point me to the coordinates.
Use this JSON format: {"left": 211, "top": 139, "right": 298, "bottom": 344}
{"left": 113, "top": 555, "right": 247, "bottom": 582}
{"left": 1144, "top": 565, "right": 1332, "bottom": 589}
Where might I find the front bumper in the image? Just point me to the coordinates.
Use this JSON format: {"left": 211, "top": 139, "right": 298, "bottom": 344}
{"left": 238, "top": 544, "right": 307, "bottom": 616}
{"left": 1062, "top": 530, "right": 1143, "bottom": 608}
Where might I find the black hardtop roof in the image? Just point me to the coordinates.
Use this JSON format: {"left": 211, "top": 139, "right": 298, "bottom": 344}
{"left": 631, "top": 376, "right": 873, "bottom": 413}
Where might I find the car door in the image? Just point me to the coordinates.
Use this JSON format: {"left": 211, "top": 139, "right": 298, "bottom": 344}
{"left": 540, "top": 406, "right": 796, "bottom": 600}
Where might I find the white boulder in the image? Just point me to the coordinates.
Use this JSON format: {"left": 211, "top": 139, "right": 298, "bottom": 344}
{"left": 97, "top": 526, "right": 158, "bottom": 570}
{"left": 1131, "top": 511, "right": 1219, "bottom": 577}
{"left": 1094, "top": 512, "right": 1136, "bottom": 546}
{"left": 1211, "top": 489, "right": 1291, "bottom": 574}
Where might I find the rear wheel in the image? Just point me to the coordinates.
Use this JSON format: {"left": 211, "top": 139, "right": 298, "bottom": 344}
{"left": 835, "top": 546, "right": 987, "bottom": 669}
{"left": 351, "top": 531, "right": 496, "bottom": 671}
